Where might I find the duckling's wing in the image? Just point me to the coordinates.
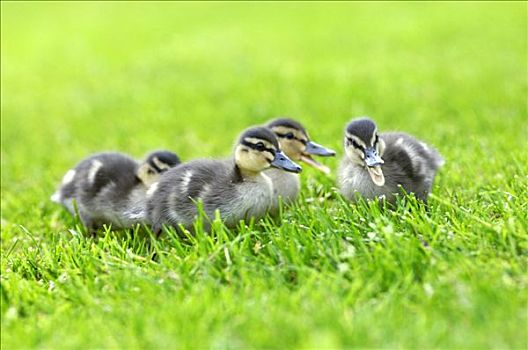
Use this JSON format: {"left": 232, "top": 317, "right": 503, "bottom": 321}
{"left": 147, "top": 159, "right": 231, "bottom": 228}
{"left": 53, "top": 152, "right": 138, "bottom": 208}
{"left": 382, "top": 132, "right": 444, "bottom": 171}
{"left": 74, "top": 153, "right": 139, "bottom": 200}
{"left": 381, "top": 132, "right": 444, "bottom": 200}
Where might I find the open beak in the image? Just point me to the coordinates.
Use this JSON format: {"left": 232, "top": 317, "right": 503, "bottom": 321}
{"left": 364, "top": 147, "right": 385, "bottom": 186}
{"left": 299, "top": 141, "right": 336, "bottom": 174}
{"left": 271, "top": 151, "right": 302, "bottom": 173}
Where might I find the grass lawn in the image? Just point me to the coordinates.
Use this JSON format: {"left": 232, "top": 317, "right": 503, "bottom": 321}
{"left": 1, "top": 2, "right": 527, "bottom": 349}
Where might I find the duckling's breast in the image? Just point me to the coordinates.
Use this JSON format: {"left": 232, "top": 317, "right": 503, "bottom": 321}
{"left": 264, "top": 168, "right": 301, "bottom": 206}
{"left": 220, "top": 173, "right": 275, "bottom": 227}
{"left": 339, "top": 161, "right": 380, "bottom": 201}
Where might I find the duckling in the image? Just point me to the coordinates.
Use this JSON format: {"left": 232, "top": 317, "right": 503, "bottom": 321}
{"left": 265, "top": 118, "right": 335, "bottom": 207}
{"left": 51, "top": 150, "right": 181, "bottom": 231}
{"left": 339, "top": 117, "right": 444, "bottom": 203}
{"left": 147, "top": 126, "right": 301, "bottom": 233}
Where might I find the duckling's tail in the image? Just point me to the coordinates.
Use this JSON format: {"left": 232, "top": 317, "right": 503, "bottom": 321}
{"left": 50, "top": 192, "right": 61, "bottom": 203}
{"left": 435, "top": 154, "right": 446, "bottom": 168}
{"left": 428, "top": 146, "right": 445, "bottom": 169}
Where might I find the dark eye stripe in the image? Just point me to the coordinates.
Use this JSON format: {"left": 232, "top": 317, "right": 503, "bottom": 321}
{"left": 241, "top": 141, "right": 276, "bottom": 155}
{"left": 148, "top": 160, "right": 162, "bottom": 172}
{"left": 275, "top": 132, "right": 307, "bottom": 145}
{"left": 346, "top": 137, "right": 364, "bottom": 150}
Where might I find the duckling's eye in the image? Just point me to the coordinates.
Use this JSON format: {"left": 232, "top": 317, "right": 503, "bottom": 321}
{"left": 147, "top": 169, "right": 155, "bottom": 175}
{"left": 255, "top": 142, "right": 266, "bottom": 151}
{"left": 349, "top": 139, "right": 362, "bottom": 150}
{"left": 285, "top": 133, "right": 295, "bottom": 140}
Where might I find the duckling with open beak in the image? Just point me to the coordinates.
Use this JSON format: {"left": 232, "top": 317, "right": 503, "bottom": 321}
{"left": 339, "top": 117, "right": 444, "bottom": 203}
{"left": 265, "top": 118, "right": 335, "bottom": 208}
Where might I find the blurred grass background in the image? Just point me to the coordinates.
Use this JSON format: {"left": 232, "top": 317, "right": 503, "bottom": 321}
{"left": 1, "top": 2, "right": 527, "bottom": 349}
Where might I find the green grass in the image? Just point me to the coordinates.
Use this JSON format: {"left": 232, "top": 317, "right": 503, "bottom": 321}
{"left": 1, "top": 2, "right": 527, "bottom": 349}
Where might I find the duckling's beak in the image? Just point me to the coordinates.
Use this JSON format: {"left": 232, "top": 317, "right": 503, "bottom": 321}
{"left": 299, "top": 141, "right": 336, "bottom": 174}
{"left": 271, "top": 151, "right": 302, "bottom": 173}
{"left": 364, "top": 147, "right": 384, "bottom": 167}
{"left": 305, "top": 141, "right": 336, "bottom": 157}
{"left": 364, "top": 147, "right": 385, "bottom": 186}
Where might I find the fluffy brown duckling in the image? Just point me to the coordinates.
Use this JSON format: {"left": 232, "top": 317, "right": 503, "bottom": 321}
{"left": 265, "top": 118, "right": 335, "bottom": 209}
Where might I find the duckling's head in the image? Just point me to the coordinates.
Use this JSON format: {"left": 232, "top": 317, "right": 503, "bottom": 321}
{"left": 235, "top": 126, "right": 302, "bottom": 175}
{"left": 137, "top": 150, "right": 181, "bottom": 186}
{"left": 267, "top": 118, "right": 335, "bottom": 174}
{"left": 344, "top": 117, "right": 386, "bottom": 186}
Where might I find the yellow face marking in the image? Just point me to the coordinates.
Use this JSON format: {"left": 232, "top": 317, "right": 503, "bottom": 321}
{"left": 345, "top": 133, "right": 367, "bottom": 149}
{"left": 270, "top": 126, "right": 309, "bottom": 160}
{"left": 271, "top": 126, "right": 308, "bottom": 144}
{"left": 136, "top": 163, "right": 158, "bottom": 186}
{"left": 152, "top": 157, "right": 171, "bottom": 171}
{"left": 243, "top": 137, "right": 276, "bottom": 151}
{"left": 235, "top": 144, "right": 273, "bottom": 174}
{"left": 262, "top": 151, "right": 274, "bottom": 162}
{"left": 370, "top": 127, "right": 378, "bottom": 146}
{"left": 239, "top": 144, "right": 274, "bottom": 160}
